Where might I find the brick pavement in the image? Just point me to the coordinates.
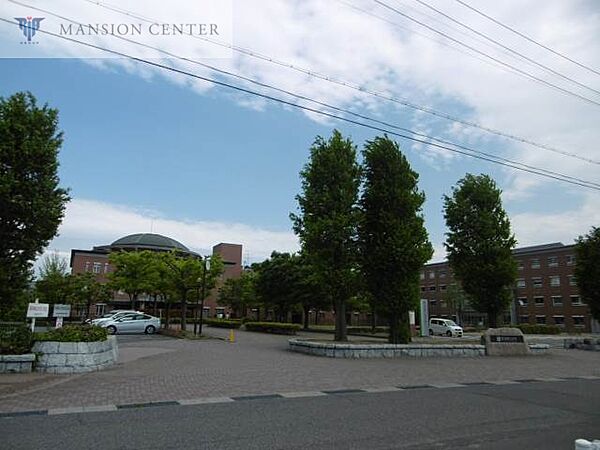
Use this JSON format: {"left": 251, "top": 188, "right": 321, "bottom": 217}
{"left": 0, "top": 329, "right": 598, "bottom": 413}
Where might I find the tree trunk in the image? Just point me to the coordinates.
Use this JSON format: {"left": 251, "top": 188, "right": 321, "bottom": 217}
{"left": 181, "top": 292, "right": 187, "bottom": 331}
{"left": 303, "top": 305, "right": 310, "bottom": 330}
{"left": 371, "top": 306, "right": 376, "bottom": 332}
{"left": 389, "top": 311, "right": 411, "bottom": 344}
{"left": 129, "top": 294, "right": 135, "bottom": 311}
{"left": 488, "top": 310, "right": 498, "bottom": 328}
{"left": 153, "top": 295, "right": 158, "bottom": 316}
{"left": 334, "top": 299, "right": 347, "bottom": 342}
{"left": 165, "top": 302, "right": 171, "bottom": 329}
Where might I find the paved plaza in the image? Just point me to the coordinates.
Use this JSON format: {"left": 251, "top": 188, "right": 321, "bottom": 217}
{"left": 0, "top": 329, "right": 599, "bottom": 414}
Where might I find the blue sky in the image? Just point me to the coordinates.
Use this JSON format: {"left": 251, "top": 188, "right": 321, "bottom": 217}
{"left": 1, "top": 0, "right": 599, "bottom": 264}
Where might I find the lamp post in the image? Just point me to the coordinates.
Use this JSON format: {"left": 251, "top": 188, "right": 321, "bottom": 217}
{"left": 194, "top": 256, "right": 210, "bottom": 336}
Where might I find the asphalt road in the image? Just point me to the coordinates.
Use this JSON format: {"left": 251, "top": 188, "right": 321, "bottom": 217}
{"left": 1, "top": 379, "right": 598, "bottom": 449}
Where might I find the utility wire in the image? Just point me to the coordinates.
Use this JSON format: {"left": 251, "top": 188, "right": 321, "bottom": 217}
{"left": 373, "top": 0, "right": 600, "bottom": 107}
{"left": 2, "top": 17, "right": 598, "bottom": 192}
{"left": 453, "top": 0, "right": 600, "bottom": 77}
{"left": 12, "top": 1, "right": 600, "bottom": 191}
{"left": 412, "top": 0, "right": 600, "bottom": 97}
{"left": 76, "top": 0, "right": 600, "bottom": 166}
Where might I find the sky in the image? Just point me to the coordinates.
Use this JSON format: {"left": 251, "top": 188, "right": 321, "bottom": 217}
{"left": 1, "top": 0, "right": 599, "bottom": 269}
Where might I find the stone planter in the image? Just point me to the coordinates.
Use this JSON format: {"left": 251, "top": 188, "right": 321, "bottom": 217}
{"left": 0, "top": 354, "right": 35, "bottom": 373}
{"left": 32, "top": 336, "right": 118, "bottom": 374}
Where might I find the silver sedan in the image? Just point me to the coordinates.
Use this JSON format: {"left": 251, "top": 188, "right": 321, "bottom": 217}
{"left": 102, "top": 313, "right": 161, "bottom": 335}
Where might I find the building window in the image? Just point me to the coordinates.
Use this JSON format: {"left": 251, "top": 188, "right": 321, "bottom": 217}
{"left": 440, "top": 285, "right": 447, "bottom": 291}
{"left": 420, "top": 286, "right": 426, "bottom": 292}
{"left": 84, "top": 261, "right": 90, "bottom": 272}
{"left": 532, "top": 277, "right": 542, "bottom": 288}
{"left": 429, "top": 286, "right": 436, "bottom": 291}
{"left": 420, "top": 272, "right": 425, "bottom": 280}
{"left": 571, "top": 296, "right": 584, "bottom": 306}
{"left": 568, "top": 275, "right": 577, "bottom": 286}
{"left": 531, "top": 258, "right": 540, "bottom": 269}
{"left": 572, "top": 316, "right": 585, "bottom": 327}
{"left": 553, "top": 316, "right": 565, "bottom": 326}
{"left": 429, "top": 299, "right": 437, "bottom": 306}
{"left": 547, "top": 256, "right": 558, "bottom": 267}
{"left": 534, "top": 296, "right": 544, "bottom": 307}
{"left": 519, "top": 315, "right": 529, "bottom": 324}
{"left": 535, "top": 315, "right": 546, "bottom": 324}
{"left": 566, "top": 255, "right": 575, "bottom": 266}
{"left": 517, "top": 297, "right": 528, "bottom": 307}
{"left": 93, "top": 262, "right": 102, "bottom": 274}
{"left": 516, "top": 278, "right": 526, "bottom": 288}
{"left": 551, "top": 296, "right": 563, "bottom": 307}
{"left": 439, "top": 271, "right": 446, "bottom": 278}
{"left": 429, "top": 271, "right": 435, "bottom": 279}
{"left": 549, "top": 275, "right": 560, "bottom": 287}
{"left": 95, "top": 304, "right": 106, "bottom": 316}
{"left": 517, "top": 260, "right": 524, "bottom": 271}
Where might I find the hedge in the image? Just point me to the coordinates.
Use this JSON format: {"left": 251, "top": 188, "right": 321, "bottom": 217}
{"left": 0, "top": 324, "right": 32, "bottom": 355}
{"left": 516, "top": 324, "right": 562, "bottom": 335}
{"left": 203, "top": 318, "right": 242, "bottom": 329}
{"left": 35, "top": 325, "right": 108, "bottom": 342}
{"left": 244, "top": 322, "right": 301, "bottom": 335}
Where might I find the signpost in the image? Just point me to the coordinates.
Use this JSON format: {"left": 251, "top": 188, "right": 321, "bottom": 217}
{"left": 419, "top": 299, "right": 429, "bottom": 337}
{"left": 26, "top": 301, "right": 49, "bottom": 332}
{"left": 53, "top": 304, "right": 71, "bottom": 329}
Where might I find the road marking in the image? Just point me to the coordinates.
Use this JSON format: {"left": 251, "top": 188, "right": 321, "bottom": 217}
{"left": 534, "top": 377, "right": 565, "bottom": 382}
{"left": 48, "top": 407, "right": 86, "bottom": 415}
{"left": 278, "top": 391, "right": 328, "bottom": 398}
{"left": 178, "top": 397, "right": 234, "bottom": 405}
{"left": 430, "top": 383, "right": 467, "bottom": 389}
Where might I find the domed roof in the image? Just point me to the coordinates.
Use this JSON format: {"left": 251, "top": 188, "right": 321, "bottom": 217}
{"left": 110, "top": 233, "right": 190, "bottom": 252}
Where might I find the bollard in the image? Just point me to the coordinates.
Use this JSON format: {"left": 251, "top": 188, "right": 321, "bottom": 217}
{"left": 229, "top": 329, "right": 235, "bottom": 343}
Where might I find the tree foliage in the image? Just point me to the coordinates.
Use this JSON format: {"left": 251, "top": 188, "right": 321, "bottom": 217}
{"left": 35, "top": 253, "right": 71, "bottom": 305}
{"left": 0, "top": 92, "right": 70, "bottom": 318}
{"left": 108, "top": 250, "right": 154, "bottom": 309}
{"left": 575, "top": 226, "right": 600, "bottom": 322}
{"left": 291, "top": 130, "right": 361, "bottom": 341}
{"left": 359, "top": 136, "right": 432, "bottom": 343}
{"left": 443, "top": 174, "right": 517, "bottom": 327}
{"left": 217, "top": 270, "right": 257, "bottom": 319}
{"left": 69, "top": 272, "right": 112, "bottom": 319}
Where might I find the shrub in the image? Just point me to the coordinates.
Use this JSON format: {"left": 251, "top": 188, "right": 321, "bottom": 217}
{"left": 35, "top": 325, "right": 108, "bottom": 342}
{"left": 516, "top": 324, "right": 561, "bottom": 335}
{"left": 203, "top": 318, "right": 242, "bottom": 329}
{"left": 244, "top": 322, "right": 301, "bottom": 335}
{"left": 0, "top": 323, "right": 32, "bottom": 354}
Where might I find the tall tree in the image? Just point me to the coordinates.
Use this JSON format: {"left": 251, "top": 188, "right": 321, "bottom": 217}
{"left": 108, "top": 250, "right": 154, "bottom": 310}
{"left": 291, "top": 130, "right": 361, "bottom": 341}
{"left": 443, "top": 174, "right": 517, "bottom": 328}
{"left": 217, "top": 270, "right": 257, "bottom": 319}
{"left": 35, "top": 253, "right": 71, "bottom": 305}
{"left": 161, "top": 252, "right": 223, "bottom": 332}
{"left": 359, "top": 136, "right": 432, "bottom": 344}
{"left": 444, "top": 283, "right": 469, "bottom": 326}
{"left": 253, "top": 252, "right": 300, "bottom": 322}
{"left": 69, "top": 272, "right": 112, "bottom": 319}
{"left": 574, "top": 226, "right": 600, "bottom": 322}
{"left": 0, "top": 92, "right": 70, "bottom": 318}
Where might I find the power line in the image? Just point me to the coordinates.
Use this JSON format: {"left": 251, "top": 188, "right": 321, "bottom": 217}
{"left": 1, "top": 16, "right": 598, "bottom": 192}
{"left": 75, "top": 0, "right": 600, "bottom": 165}
{"left": 18, "top": 0, "right": 600, "bottom": 190}
{"left": 412, "top": 0, "right": 600, "bottom": 97}
{"left": 372, "top": 0, "right": 600, "bottom": 107}
{"left": 453, "top": 0, "right": 600, "bottom": 78}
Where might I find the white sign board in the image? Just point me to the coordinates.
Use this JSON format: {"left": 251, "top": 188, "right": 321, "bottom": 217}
{"left": 27, "top": 302, "right": 49, "bottom": 318}
{"left": 53, "top": 304, "right": 71, "bottom": 318}
{"left": 55, "top": 317, "right": 64, "bottom": 329}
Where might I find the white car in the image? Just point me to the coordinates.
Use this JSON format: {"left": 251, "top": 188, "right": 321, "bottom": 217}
{"left": 102, "top": 313, "right": 161, "bottom": 335}
{"left": 91, "top": 310, "right": 139, "bottom": 326}
{"left": 429, "top": 318, "right": 463, "bottom": 337}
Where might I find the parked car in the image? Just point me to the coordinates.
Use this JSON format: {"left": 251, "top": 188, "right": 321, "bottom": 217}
{"left": 102, "top": 313, "right": 161, "bottom": 335}
{"left": 429, "top": 318, "right": 463, "bottom": 337}
{"left": 90, "top": 310, "right": 139, "bottom": 326}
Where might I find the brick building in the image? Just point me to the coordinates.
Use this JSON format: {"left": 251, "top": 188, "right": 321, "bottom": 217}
{"left": 420, "top": 242, "right": 598, "bottom": 333}
{"left": 69, "top": 233, "right": 242, "bottom": 318}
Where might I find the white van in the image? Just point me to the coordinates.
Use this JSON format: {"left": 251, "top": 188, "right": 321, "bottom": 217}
{"left": 429, "top": 318, "right": 463, "bottom": 337}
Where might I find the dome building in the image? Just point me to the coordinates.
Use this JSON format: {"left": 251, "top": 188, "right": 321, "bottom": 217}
{"left": 69, "top": 233, "right": 242, "bottom": 318}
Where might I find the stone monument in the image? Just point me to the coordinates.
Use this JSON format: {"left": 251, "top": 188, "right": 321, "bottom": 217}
{"left": 482, "top": 327, "right": 529, "bottom": 356}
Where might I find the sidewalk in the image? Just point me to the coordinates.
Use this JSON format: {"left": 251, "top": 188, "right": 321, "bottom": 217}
{"left": 0, "top": 328, "right": 598, "bottom": 413}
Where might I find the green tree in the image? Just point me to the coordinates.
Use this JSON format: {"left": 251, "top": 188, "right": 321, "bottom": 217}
{"left": 443, "top": 174, "right": 517, "bottom": 328}
{"left": 575, "top": 226, "right": 600, "bottom": 322}
{"left": 359, "top": 136, "right": 432, "bottom": 343}
{"left": 69, "top": 272, "right": 112, "bottom": 319}
{"left": 35, "top": 252, "right": 71, "bottom": 305}
{"left": 108, "top": 250, "right": 154, "bottom": 310}
{"left": 0, "top": 92, "right": 70, "bottom": 318}
{"left": 291, "top": 130, "right": 361, "bottom": 341}
{"left": 161, "top": 252, "right": 223, "bottom": 332}
{"left": 217, "top": 270, "right": 257, "bottom": 319}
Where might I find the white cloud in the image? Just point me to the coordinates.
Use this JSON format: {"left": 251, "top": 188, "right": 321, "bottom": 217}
{"left": 45, "top": 198, "right": 299, "bottom": 264}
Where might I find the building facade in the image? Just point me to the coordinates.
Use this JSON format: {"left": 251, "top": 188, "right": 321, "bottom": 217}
{"left": 420, "top": 242, "right": 596, "bottom": 333}
{"left": 69, "top": 233, "right": 242, "bottom": 319}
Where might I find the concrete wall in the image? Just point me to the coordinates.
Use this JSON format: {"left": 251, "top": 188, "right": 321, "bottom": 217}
{"left": 32, "top": 336, "right": 118, "bottom": 374}
{"left": 0, "top": 354, "right": 35, "bottom": 373}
